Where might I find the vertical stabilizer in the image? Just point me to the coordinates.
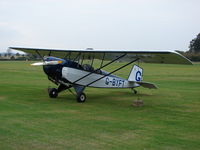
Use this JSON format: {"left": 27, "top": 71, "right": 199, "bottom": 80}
{"left": 128, "top": 65, "right": 143, "bottom": 82}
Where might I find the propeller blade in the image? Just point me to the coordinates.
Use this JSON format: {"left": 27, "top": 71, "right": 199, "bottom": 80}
{"left": 31, "top": 62, "right": 45, "bottom": 66}
{"left": 31, "top": 61, "right": 62, "bottom": 66}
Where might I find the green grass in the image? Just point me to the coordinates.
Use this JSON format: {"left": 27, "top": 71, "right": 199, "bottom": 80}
{"left": 0, "top": 61, "right": 200, "bottom": 150}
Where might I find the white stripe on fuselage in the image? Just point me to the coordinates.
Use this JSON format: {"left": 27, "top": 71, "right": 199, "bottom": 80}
{"left": 62, "top": 67, "right": 139, "bottom": 88}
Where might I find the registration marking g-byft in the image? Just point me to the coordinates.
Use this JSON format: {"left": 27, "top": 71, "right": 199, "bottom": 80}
{"left": 105, "top": 77, "right": 125, "bottom": 87}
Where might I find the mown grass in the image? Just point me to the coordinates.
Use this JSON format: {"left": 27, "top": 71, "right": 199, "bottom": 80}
{"left": 0, "top": 61, "right": 200, "bottom": 150}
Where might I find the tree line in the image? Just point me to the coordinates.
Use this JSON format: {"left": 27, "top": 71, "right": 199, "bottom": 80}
{"left": 183, "top": 33, "right": 200, "bottom": 61}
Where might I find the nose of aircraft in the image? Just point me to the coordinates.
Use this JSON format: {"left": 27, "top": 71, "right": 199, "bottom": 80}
{"left": 42, "top": 57, "right": 65, "bottom": 80}
{"left": 43, "top": 65, "right": 62, "bottom": 80}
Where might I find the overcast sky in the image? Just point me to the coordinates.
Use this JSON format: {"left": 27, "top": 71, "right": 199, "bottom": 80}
{"left": 0, "top": 0, "right": 200, "bottom": 52}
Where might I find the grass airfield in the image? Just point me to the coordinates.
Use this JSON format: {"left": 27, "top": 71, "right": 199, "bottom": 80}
{"left": 0, "top": 61, "right": 200, "bottom": 150}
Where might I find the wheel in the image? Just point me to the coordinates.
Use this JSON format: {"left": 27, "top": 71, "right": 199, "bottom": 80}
{"left": 77, "top": 93, "right": 86, "bottom": 103}
{"left": 48, "top": 88, "right": 58, "bottom": 98}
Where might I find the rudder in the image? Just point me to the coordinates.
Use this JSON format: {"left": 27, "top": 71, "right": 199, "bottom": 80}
{"left": 128, "top": 65, "right": 143, "bottom": 82}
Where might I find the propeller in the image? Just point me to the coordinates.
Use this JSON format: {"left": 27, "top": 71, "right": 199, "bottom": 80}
{"left": 31, "top": 60, "right": 63, "bottom": 66}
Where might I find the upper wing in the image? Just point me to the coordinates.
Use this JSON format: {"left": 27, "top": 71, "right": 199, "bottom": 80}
{"left": 9, "top": 47, "right": 192, "bottom": 65}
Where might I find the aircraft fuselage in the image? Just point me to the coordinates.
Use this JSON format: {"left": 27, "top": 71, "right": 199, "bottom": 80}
{"left": 43, "top": 56, "right": 140, "bottom": 88}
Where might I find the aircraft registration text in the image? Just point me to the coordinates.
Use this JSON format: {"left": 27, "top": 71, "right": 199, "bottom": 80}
{"left": 105, "top": 77, "right": 125, "bottom": 87}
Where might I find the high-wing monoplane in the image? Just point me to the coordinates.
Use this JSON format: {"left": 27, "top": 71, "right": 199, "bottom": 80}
{"left": 9, "top": 47, "right": 192, "bottom": 102}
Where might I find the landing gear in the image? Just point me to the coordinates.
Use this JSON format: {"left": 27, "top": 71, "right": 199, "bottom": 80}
{"left": 48, "top": 84, "right": 69, "bottom": 98}
{"left": 47, "top": 84, "right": 87, "bottom": 103}
{"left": 131, "top": 88, "right": 137, "bottom": 94}
{"left": 76, "top": 93, "right": 86, "bottom": 103}
{"left": 48, "top": 88, "right": 58, "bottom": 98}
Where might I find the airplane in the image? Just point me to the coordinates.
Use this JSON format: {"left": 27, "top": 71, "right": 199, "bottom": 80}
{"left": 9, "top": 47, "right": 192, "bottom": 103}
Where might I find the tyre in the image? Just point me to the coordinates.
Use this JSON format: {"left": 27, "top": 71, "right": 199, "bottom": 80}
{"left": 77, "top": 93, "right": 86, "bottom": 103}
{"left": 48, "top": 88, "right": 58, "bottom": 98}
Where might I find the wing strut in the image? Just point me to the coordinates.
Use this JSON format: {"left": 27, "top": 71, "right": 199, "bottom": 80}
{"left": 68, "top": 52, "right": 71, "bottom": 60}
{"left": 81, "top": 54, "right": 85, "bottom": 65}
{"left": 72, "top": 53, "right": 127, "bottom": 84}
{"left": 48, "top": 51, "right": 52, "bottom": 56}
{"left": 86, "top": 58, "right": 140, "bottom": 86}
{"left": 73, "top": 52, "right": 81, "bottom": 62}
{"left": 64, "top": 52, "right": 71, "bottom": 59}
{"left": 90, "top": 54, "right": 95, "bottom": 67}
{"left": 100, "top": 52, "right": 105, "bottom": 67}
{"left": 35, "top": 50, "right": 44, "bottom": 61}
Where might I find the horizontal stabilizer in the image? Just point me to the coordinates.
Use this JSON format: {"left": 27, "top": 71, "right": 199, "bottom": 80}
{"left": 136, "top": 81, "right": 157, "bottom": 89}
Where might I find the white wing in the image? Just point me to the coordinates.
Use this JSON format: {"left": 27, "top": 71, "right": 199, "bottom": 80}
{"left": 9, "top": 47, "right": 192, "bottom": 65}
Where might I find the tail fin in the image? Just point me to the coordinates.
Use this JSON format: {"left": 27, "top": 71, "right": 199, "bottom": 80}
{"left": 128, "top": 65, "right": 143, "bottom": 82}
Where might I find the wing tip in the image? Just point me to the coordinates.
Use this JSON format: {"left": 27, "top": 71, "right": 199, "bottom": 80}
{"left": 172, "top": 50, "right": 193, "bottom": 65}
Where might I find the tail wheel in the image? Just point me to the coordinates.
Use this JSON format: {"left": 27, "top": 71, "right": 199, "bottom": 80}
{"left": 48, "top": 88, "right": 58, "bottom": 98}
{"left": 131, "top": 88, "right": 137, "bottom": 94}
{"left": 77, "top": 93, "right": 86, "bottom": 103}
{"left": 133, "top": 90, "right": 137, "bottom": 94}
